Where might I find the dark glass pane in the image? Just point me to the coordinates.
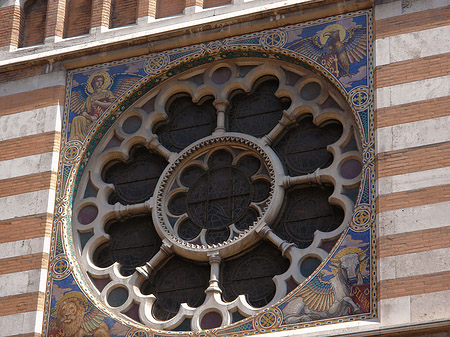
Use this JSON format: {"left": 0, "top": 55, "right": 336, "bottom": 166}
{"left": 251, "top": 179, "right": 270, "bottom": 203}
{"left": 273, "top": 116, "right": 342, "bottom": 176}
{"left": 187, "top": 166, "right": 252, "bottom": 230}
{"left": 271, "top": 186, "right": 344, "bottom": 249}
{"left": 78, "top": 205, "right": 98, "bottom": 225}
{"left": 206, "top": 227, "right": 230, "bottom": 245}
{"left": 141, "top": 257, "right": 209, "bottom": 321}
{"left": 300, "top": 82, "right": 321, "bottom": 101}
{"left": 155, "top": 95, "right": 216, "bottom": 152}
{"left": 300, "top": 257, "right": 321, "bottom": 277}
{"left": 228, "top": 78, "right": 290, "bottom": 137}
{"left": 232, "top": 311, "right": 247, "bottom": 323}
{"left": 340, "top": 159, "right": 362, "bottom": 179}
{"left": 235, "top": 208, "right": 258, "bottom": 231}
{"left": 212, "top": 67, "right": 231, "bottom": 85}
{"left": 168, "top": 193, "right": 187, "bottom": 216}
{"left": 83, "top": 177, "right": 98, "bottom": 198}
{"left": 201, "top": 311, "right": 222, "bottom": 329}
{"left": 122, "top": 115, "right": 142, "bottom": 134}
{"left": 103, "top": 146, "right": 167, "bottom": 205}
{"left": 94, "top": 216, "right": 162, "bottom": 276}
{"left": 108, "top": 287, "right": 128, "bottom": 307}
{"left": 221, "top": 242, "right": 289, "bottom": 308}
{"left": 236, "top": 155, "right": 260, "bottom": 177}
{"left": 180, "top": 165, "right": 204, "bottom": 187}
{"left": 178, "top": 219, "right": 202, "bottom": 241}
{"left": 79, "top": 231, "right": 94, "bottom": 250}
{"left": 93, "top": 243, "right": 113, "bottom": 268}
{"left": 343, "top": 184, "right": 360, "bottom": 203}
{"left": 208, "top": 149, "right": 233, "bottom": 169}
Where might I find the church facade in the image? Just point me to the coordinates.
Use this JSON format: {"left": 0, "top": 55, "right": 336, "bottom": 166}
{"left": 0, "top": 0, "right": 450, "bottom": 336}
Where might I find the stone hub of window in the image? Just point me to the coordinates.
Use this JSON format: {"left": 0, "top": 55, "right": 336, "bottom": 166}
{"left": 154, "top": 135, "right": 283, "bottom": 261}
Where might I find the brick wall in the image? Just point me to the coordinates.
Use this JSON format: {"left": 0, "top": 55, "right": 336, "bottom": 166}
{"left": 0, "top": 65, "right": 64, "bottom": 335}
{"left": 110, "top": 0, "right": 137, "bottom": 28}
{"left": 155, "top": 0, "right": 184, "bottom": 18}
{"left": 20, "top": 0, "right": 47, "bottom": 47}
{"left": 374, "top": 0, "right": 450, "bottom": 327}
{"left": 64, "top": 0, "right": 91, "bottom": 38}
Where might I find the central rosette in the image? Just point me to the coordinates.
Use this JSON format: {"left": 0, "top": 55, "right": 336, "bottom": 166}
{"left": 154, "top": 135, "right": 282, "bottom": 260}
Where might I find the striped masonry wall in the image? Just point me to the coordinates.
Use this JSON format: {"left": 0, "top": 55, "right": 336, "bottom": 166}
{"left": 374, "top": 0, "right": 450, "bottom": 328}
{"left": 0, "top": 64, "right": 64, "bottom": 336}
{"left": 0, "top": 0, "right": 450, "bottom": 335}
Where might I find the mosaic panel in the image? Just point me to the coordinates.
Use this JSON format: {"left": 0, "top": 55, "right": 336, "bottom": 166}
{"left": 45, "top": 9, "right": 375, "bottom": 337}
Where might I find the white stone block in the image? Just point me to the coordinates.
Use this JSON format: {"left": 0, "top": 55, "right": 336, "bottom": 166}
{"left": 0, "top": 269, "right": 46, "bottom": 297}
{"left": 376, "top": 115, "right": 450, "bottom": 153}
{"left": 378, "top": 201, "right": 450, "bottom": 236}
{"left": 374, "top": 1, "right": 402, "bottom": 20}
{"left": 379, "top": 296, "right": 411, "bottom": 326}
{"left": 379, "top": 247, "right": 450, "bottom": 280}
{"left": 0, "top": 311, "right": 43, "bottom": 336}
{"left": 0, "top": 68, "right": 66, "bottom": 97}
{"left": 0, "top": 189, "right": 55, "bottom": 220}
{"left": 410, "top": 290, "right": 450, "bottom": 322}
{"left": 0, "top": 151, "right": 59, "bottom": 180}
{"left": 0, "top": 105, "right": 62, "bottom": 141}
{"left": 0, "top": 237, "right": 50, "bottom": 259}
{"left": 378, "top": 167, "right": 450, "bottom": 195}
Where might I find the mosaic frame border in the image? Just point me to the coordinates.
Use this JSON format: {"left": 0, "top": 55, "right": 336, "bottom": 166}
{"left": 44, "top": 9, "right": 375, "bottom": 337}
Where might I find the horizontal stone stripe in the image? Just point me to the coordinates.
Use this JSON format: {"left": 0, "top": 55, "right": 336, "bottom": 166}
{"left": 379, "top": 247, "right": 450, "bottom": 281}
{"left": 377, "top": 184, "right": 450, "bottom": 212}
{"left": 0, "top": 253, "right": 49, "bottom": 276}
{"left": 376, "top": 96, "right": 450, "bottom": 129}
{"left": 0, "top": 152, "right": 58, "bottom": 180}
{"left": 0, "top": 292, "right": 45, "bottom": 317}
{"left": 0, "top": 214, "right": 52, "bottom": 244}
{"left": 0, "top": 171, "right": 58, "bottom": 198}
{"left": 375, "top": 25, "right": 450, "bottom": 67}
{"left": 376, "top": 115, "right": 450, "bottom": 153}
{"left": 0, "top": 237, "right": 51, "bottom": 260}
{"left": 379, "top": 226, "right": 450, "bottom": 258}
{"left": 376, "top": 75, "right": 450, "bottom": 109}
{"left": 377, "top": 141, "right": 450, "bottom": 178}
{"left": 378, "top": 201, "right": 450, "bottom": 237}
{"left": 0, "top": 85, "right": 65, "bottom": 117}
{"left": 0, "top": 189, "right": 55, "bottom": 221}
{"left": 0, "top": 131, "right": 61, "bottom": 162}
{"left": 379, "top": 271, "right": 450, "bottom": 300}
{"left": 0, "top": 105, "right": 62, "bottom": 141}
{"left": 375, "top": 3, "right": 450, "bottom": 38}
{"left": 378, "top": 167, "right": 450, "bottom": 195}
{"left": 0, "top": 69, "right": 65, "bottom": 97}
{"left": 0, "top": 311, "right": 43, "bottom": 336}
{"left": 0, "top": 170, "right": 58, "bottom": 198}
{"left": 376, "top": 52, "right": 450, "bottom": 89}
{"left": 0, "top": 269, "right": 47, "bottom": 297}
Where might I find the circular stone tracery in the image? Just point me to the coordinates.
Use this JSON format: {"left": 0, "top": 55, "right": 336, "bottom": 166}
{"left": 72, "top": 60, "right": 363, "bottom": 332}
{"left": 156, "top": 135, "right": 279, "bottom": 258}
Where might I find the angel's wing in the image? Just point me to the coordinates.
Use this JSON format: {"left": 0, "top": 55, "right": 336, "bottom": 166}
{"left": 297, "top": 272, "right": 335, "bottom": 312}
{"left": 69, "top": 86, "right": 87, "bottom": 115}
{"left": 80, "top": 305, "right": 108, "bottom": 333}
{"left": 111, "top": 74, "right": 144, "bottom": 98}
{"left": 286, "top": 35, "right": 324, "bottom": 61}
{"left": 343, "top": 26, "right": 367, "bottom": 64}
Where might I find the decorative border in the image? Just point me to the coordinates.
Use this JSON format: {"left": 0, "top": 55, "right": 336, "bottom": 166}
{"left": 43, "top": 9, "right": 375, "bottom": 337}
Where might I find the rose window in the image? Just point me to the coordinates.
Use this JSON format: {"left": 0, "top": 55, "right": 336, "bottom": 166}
{"left": 73, "top": 60, "right": 362, "bottom": 331}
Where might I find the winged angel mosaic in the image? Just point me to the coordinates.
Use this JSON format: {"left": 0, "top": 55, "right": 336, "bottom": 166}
{"left": 47, "top": 10, "right": 375, "bottom": 337}
{"left": 68, "top": 70, "right": 143, "bottom": 142}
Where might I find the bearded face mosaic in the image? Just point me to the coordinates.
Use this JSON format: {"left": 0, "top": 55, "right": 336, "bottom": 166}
{"left": 46, "top": 10, "right": 375, "bottom": 337}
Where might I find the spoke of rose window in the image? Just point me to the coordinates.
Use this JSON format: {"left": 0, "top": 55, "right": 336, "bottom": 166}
{"left": 281, "top": 168, "right": 326, "bottom": 188}
{"left": 112, "top": 198, "right": 153, "bottom": 218}
{"left": 146, "top": 134, "right": 177, "bottom": 160}
{"left": 137, "top": 241, "right": 173, "bottom": 278}
{"left": 213, "top": 100, "right": 228, "bottom": 135}
{"left": 257, "top": 225, "right": 295, "bottom": 259}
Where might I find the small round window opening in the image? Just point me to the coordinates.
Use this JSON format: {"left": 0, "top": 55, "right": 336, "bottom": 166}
{"left": 73, "top": 61, "right": 362, "bottom": 331}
